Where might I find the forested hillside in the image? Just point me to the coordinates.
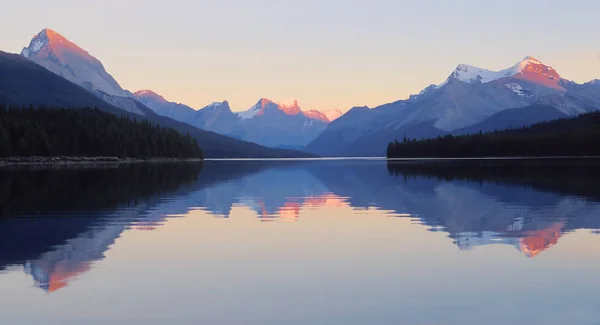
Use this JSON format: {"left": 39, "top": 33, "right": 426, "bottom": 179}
{"left": 0, "top": 106, "right": 203, "bottom": 158}
{"left": 387, "top": 112, "right": 600, "bottom": 158}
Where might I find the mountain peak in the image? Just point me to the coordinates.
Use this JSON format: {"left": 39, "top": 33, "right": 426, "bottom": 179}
{"left": 521, "top": 56, "right": 543, "bottom": 64}
{"left": 21, "top": 28, "right": 94, "bottom": 63}
{"left": 510, "top": 56, "right": 553, "bottom": 74}
{"left": 203, "top": 101, "right": 231, "bottom": 111}
{"left": 509, "top": 56, "right": 562, "bottom": 89}
{"left": 238, "top": 98, "right": 302, "bottom": 120}
{"left": 303, "top": 110, "right": 330, "bottom": 123}
{"left": 20, "top": 28, "right": 129, "bottom": 98}
{"left": 278, "top": 100, "right": 302, "bottom": 115}
{"left": 441, "top": 56, "right": 561, "bottom": 89}
{"left": 40, "top": 28, "right": 61, "bottom": 40}
{"left": 133, "top": 90, "right": 167, "bottom": 102}
{"left": 448, "top": 64, "right": 500, "bottom": 84}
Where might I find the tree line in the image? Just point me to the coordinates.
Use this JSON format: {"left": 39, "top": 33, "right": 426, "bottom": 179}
{"left": 387, "top": 112, "right": 600, "bottom": 158}
{"left": 0, "top": 106, "right": 203, "bottom": 158}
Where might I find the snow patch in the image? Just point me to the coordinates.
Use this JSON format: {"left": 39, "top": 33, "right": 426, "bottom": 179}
{"left": 451, "top": 64, "right": 501, "bottom": 84}
{"left": 206, "top": 102, "right": 223, "bottom": 109}
{"left": 31, "top": 38, "right": 46, "bottom": 53}
{"left": 504, "top": 83, "right": 526, "bottom": 96}
{"left": 237, "top": 104, "right": 261, "bottom": 120}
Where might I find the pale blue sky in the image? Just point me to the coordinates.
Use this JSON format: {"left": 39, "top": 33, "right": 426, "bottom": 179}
{"left": 2, "top": 0, "right": 599, "bottom": 111}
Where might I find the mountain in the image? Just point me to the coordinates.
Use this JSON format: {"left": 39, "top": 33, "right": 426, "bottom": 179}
{"left": 19, "top": 29, "right": 148, "bottom": 115}
{"left": 21, "top": 29, "right": 128, "bottom": 98}
{"left": 307, "top": 56, "right": 600, "bottom": 156}
{"left": 0, "top": 51, "right": 127, "bottom": 115}
{"left": 2, "top": 49, "right": 310, "bottom": 158}
{"left": 133, "top": 90, "right": 196, "bottom": 121}
{"left": 233, "top": 99, "right": 328, "bottom": 148}
{"left": 190, "top": 101, "right": 244, "bottom": 137}
{"left": 133, "top": 92, "right": 330, "bottom": 149}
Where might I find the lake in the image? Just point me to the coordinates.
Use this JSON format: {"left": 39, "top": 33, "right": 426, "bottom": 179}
{"left": 1, "top": 160, "right": 599, "bottom": 325}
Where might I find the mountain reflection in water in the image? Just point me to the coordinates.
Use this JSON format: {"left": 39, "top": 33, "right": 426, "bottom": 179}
{"left": 0, "top": 160, "right": 599, "bottom": 294}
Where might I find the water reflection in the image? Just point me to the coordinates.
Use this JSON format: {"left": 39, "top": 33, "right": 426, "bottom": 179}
{"left": 385, "top": 161, "right": 600, "bottom": 256}
{"left": 1, "top": 160, "right": 600, "bottom": 296}
{"left": 0, "top": 163, "right": 204, "bottom": 292}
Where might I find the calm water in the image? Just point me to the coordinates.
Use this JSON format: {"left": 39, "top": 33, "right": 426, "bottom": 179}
{"left": 1, "top": 160, "right": 599, "bottom": 325}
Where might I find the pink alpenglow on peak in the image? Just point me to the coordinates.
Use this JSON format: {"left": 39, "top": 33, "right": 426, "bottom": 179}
{"left": 444, "top": 56, "right": 563, "bottom": 90}
{"left": 238, "top": 98, "right": 303, "bottom": 119}
{"left": 303, "top": 110, "right": 330, "bottom": 123}
{"left": 278, "top": 100, "right": 302, "bottom": 116}
{"left": 21, "top": 28, "right": 97, "bottom": 65}
{"left": 303, "top": 109, "right": 344, "bottom": 123}
{"left": 133, "top": 90, "right": 168, "bottom": 103}
{"left": 20, "top": 28, "right": 130, "bottom": 98}
{"left": 237, "top": 98, "right": 339, "bottom": 123}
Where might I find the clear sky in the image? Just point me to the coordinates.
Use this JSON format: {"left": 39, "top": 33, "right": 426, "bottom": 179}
{"left": 2, "top": 0, "right": 599, "bottom": 112}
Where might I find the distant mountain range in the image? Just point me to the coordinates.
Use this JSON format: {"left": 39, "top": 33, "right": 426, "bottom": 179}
{"left": 133, "top": 93, "right": 342, "bottom": 149}
{"left": 9, "top": 29, "right": 600, "bottom": 156}
{"left": 9, "top": 29, "right": 312, "bottom": 158}
{"left": 307, "top": 57, "right": 600, "bottom": 156}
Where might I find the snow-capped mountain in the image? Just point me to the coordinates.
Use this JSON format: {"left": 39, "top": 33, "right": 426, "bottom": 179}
{"left": 130, "top": 91, "right": 332, "bottom": 148}
{"left": 442, "top": 56, "right": 562, "bottom": 89}
{"left": 20, "top": 29, "right": 149, "bottom": 115}
{"left": 303, "top": 109, "right": 330, "bottom": 123}
{"left": 21, "top": 29, "right": 128, "bottom": 98}
{"left": 307, "top": 56, "right": 600, "bottom": 156}
{"left": 237, "top": 99, "right": 302, "bottom": 119}
{"left": 191, "top": 101, "right": 243, "bottom": 137}
{"left": 235, "top": 99, "right": 329, "bottom": 148}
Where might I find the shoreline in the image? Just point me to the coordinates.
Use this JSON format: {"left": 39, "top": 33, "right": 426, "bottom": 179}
{"left": 0, "top": 156, "right": 203, "bottom": 167}
{"left": 386, "top": 156, "right": 600, "bottom": 167}
{"left": 3, "top": 156, "right": 600, "bottom": 168}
